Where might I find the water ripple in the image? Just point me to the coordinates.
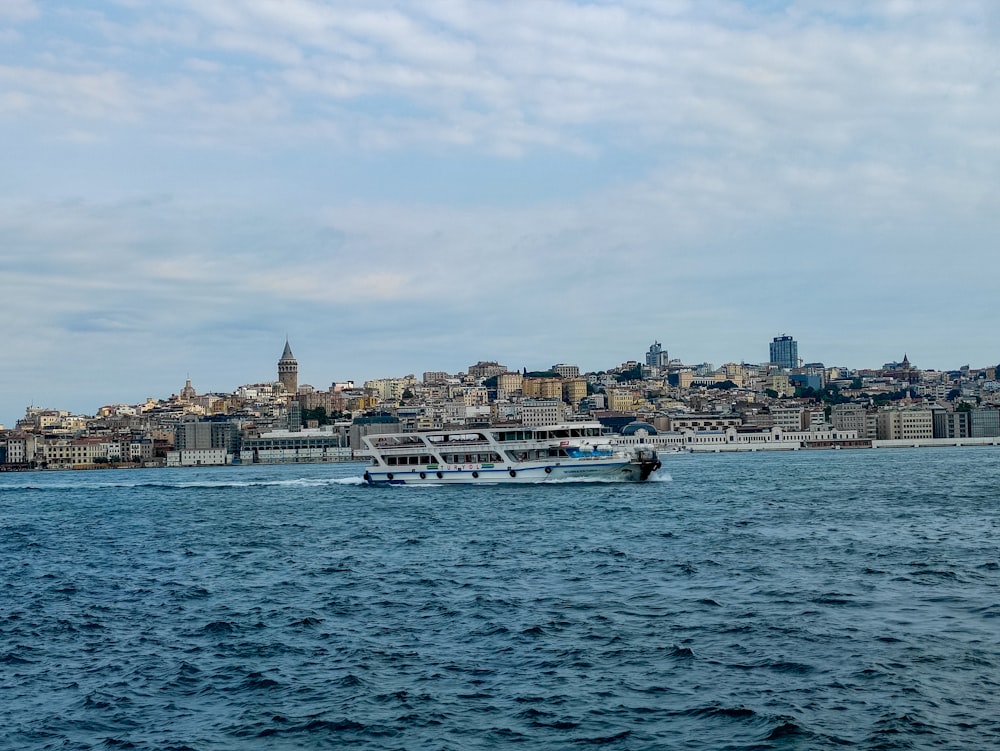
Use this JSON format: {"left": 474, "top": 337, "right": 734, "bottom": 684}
{"left": 2, "top": 450, "right": 1000, "bottom": 749}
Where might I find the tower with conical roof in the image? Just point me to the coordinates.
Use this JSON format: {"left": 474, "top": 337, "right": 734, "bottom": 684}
{"left": 278, "top": 338, "right": 298, "bottom": 395}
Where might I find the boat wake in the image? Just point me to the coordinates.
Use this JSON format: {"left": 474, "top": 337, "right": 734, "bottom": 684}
{"left": 0, "top": 477, "right": 366, "bottom": 492}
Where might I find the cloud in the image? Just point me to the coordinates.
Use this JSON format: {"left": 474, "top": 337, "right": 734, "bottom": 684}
{"left": 4, "top": 0, "right": 998, "bottom": 164}
{"left": 2, "top": 0, "right": 1000, "bottom": 423}
{"left": 0, "top": 0, "right": 37, "bottom": 23}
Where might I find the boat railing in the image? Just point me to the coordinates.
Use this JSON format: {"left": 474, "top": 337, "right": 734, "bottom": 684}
{"left": 425, "top": 433, "right": 490, "bottom": 445}
{"left": 368, "top": 435, "right": 426, "bottom": 448}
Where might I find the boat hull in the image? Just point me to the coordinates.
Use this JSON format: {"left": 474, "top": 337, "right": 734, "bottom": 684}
{"left": 363, "top": 459, "right": 652, "bottom": 485}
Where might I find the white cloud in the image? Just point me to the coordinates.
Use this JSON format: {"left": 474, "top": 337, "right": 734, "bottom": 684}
{"left": 2, "top": 0, "right": 1000, "bottom": 422}
{"left": 4, "top": 0, "right": 999, "bottom": 163}
{"left": 0, "top": 0, "right": 37, "bottom": 22}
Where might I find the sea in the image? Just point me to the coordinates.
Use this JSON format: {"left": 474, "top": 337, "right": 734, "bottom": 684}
{"left": 1, "top": 446, "right": 999, "bottom": 750}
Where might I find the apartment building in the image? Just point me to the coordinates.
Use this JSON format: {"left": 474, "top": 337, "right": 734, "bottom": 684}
{"left": 876, "top": 409, "right": 934, "bottom": 440}
{"left": 523, "top": 378, "right": 563, "bottom": 399}
{"left": 770, "top": 406, "right": 805, "bottom": 432}
{"left": 521, "top": 399, "right": 566, "bottom": 427}
{"left": 562, "top": 378, "right": 588, "bottom": 406}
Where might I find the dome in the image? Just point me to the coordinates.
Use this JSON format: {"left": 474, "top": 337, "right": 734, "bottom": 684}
{"left": 621, "top": 421, "right": 657, "bottom": 437}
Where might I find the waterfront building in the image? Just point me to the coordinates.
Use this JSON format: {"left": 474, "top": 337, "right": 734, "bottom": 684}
{"left": 933, "top": 410, "right": 970, "bottom": 439}
{"left": 770, "top": 335, "right": 799, "bottom": 370}
{"left": 242, "top": 426, "right": 350, "bottom": 464}
{"left": 830, "top": 402, "right": 875, "bottom": 438}
{"left": 970, "top": 408, "right": 1000, "bottom": 438}
{"left": 876, "top": 409, "right": 934, "bottom": 441}
{"left": 174, "top": 418, "right": 238, "bottom": 454}
{"left": 43, "top": 437, "right": 114, "bottom": 469}
{"left": 166, "top": 448, "right": 229, "bottom": 467}
{"left": 770, "top": 406, "right": 806, "bottom": 432}
{"left": 277, "top": 339, "right": 298, "bottom": 395}
{"left": 2, "top": 433, "right": 41, "bottom": 466}
{"left": 805, "top": 408, "right": 828, "bottom": 431}
{"left": 667, "top": 414, "right": 743, "bottom": 432}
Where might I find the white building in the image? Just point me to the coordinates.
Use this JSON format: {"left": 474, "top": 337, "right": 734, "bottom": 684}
{"left": 166, "top": 448, "right": 230, "bottom": 466}
{"left": 242, "top": 426, "right": 351, "bottom": 464}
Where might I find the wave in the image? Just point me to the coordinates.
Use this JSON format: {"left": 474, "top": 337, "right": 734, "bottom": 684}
{"left": 0, "top": 476, "right": 365, "bottom": 491}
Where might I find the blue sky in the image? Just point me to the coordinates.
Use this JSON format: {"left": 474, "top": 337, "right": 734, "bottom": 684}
{"left": 2, "top": 0, "right": 999, "bottom": 425}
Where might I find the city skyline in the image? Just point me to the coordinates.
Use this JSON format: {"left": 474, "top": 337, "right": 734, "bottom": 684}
{"left": 3, "top": 333, "right": 997, "bottom": 428}
{"left": 3, "top": 2, "right": 1000, "bottom": 428}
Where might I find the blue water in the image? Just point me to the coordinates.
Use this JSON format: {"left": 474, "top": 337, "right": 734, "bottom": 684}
{"left": 2, "top": 447, "right": 999, "bottom": 750}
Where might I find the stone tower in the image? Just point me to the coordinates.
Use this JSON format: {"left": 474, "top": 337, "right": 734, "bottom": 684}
{"left": 278, "top": 338, "right": 298, "bottom": 395}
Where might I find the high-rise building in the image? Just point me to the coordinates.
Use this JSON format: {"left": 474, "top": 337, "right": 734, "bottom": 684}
{"left": 646, "top": 341, "right": 668, "bottom": 367}
{"left": 278, "top": 339, "right": 298, "bottom": 394}
{"left": 769, "top": 335, "right": 798, "bottom": 370}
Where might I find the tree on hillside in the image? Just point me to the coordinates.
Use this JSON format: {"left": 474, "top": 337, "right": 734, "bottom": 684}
{"left": 616, "top": 365, "right": 643, "bottom": 382}
{"left": 707, "top": 380, "right": 737, "bottom": 390}
{"left": 300, "top": 406, "right": 331, "bottom": 425}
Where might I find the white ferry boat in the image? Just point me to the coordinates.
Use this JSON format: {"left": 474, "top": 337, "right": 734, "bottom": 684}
{"left": 361, "top": 423, "right": 661, "bottom": 485}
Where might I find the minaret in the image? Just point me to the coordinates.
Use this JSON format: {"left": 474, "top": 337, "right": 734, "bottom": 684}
{"left": 278, "top": 338, "right": 298, "bottom": 395}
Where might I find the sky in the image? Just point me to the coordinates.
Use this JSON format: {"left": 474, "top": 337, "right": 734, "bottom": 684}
{"left": 2, "top": 0, "right": 999, "bottom": 425}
